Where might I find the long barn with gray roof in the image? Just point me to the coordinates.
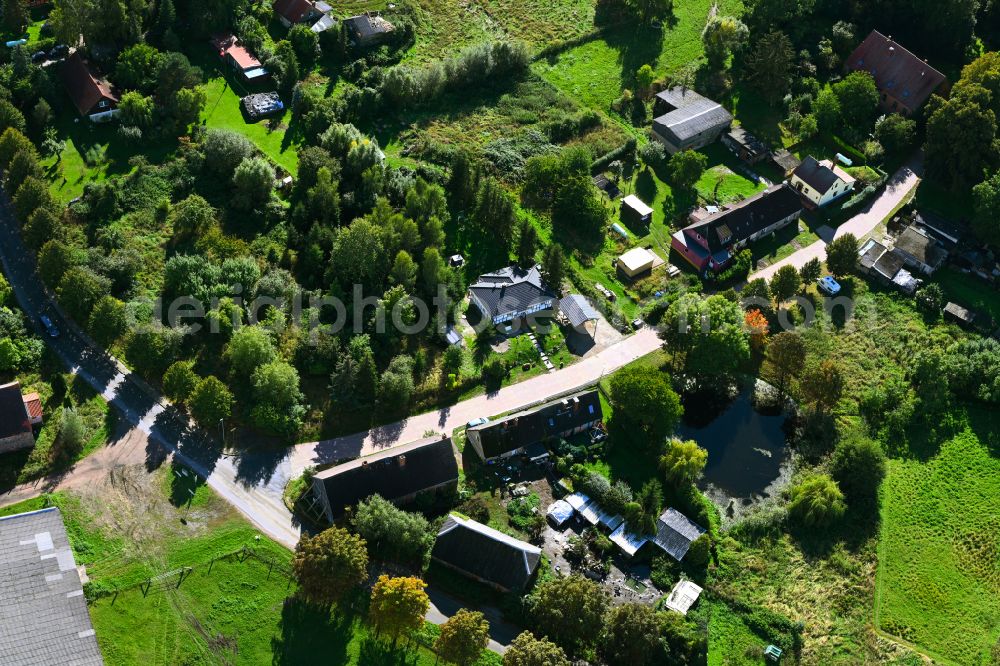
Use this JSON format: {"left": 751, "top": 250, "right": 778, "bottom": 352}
{"left": 652, "top": 87, "right": 733, "bottom": 153}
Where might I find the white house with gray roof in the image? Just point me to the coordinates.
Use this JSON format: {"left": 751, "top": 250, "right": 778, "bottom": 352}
{"left": 652, "top": 87, "right": 733, "bottom": 154}
{"left": 0, "top": 507, "right": 103, "bottom": 665}
{"left": 468, "top": 265, "right": 557, "bottom": 328}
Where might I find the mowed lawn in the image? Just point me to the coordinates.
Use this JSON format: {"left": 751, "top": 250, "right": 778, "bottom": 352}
{"left": 533, "top": 0, "right": 745, "bottom": 111}
{"left": 90, "top": 553, "right": 439, "bottom": 666}
{"left": 877, "top": 423, "right": 1000, "bottom": 665}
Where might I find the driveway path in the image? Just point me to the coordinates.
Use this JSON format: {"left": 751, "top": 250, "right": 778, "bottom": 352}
{"left": 750, "top": 153, "right": 924, "bottom": 282}
{"left": 0, "top": 189, "right": 661, "bottom": 651}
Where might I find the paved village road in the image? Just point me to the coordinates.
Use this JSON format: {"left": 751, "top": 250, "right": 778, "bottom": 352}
{"left": 749, "top": 153, "right": 924, "bottom": 283}
{"left": 0, "top": 189, "right": 662, "bottom": 651}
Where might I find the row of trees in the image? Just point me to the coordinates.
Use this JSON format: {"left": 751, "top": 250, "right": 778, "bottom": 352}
{"left": 291, "top": 520, "right": 573, "bottom": 665}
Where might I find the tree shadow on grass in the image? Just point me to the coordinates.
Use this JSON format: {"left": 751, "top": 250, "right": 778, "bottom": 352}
{"left": 271, "top": 598, "right": 353, "bottom": 665}
{"left": 357, "top": 637, "right": 423, "bottom": 666}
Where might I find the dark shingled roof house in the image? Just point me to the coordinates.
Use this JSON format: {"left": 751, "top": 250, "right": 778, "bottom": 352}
{"left": 846, "top": 30, "right": 948, "bottom": 116}
{"left": 0, "top": 507, "right": 103, "bottom": 665}
{"left": 344, "top": 13, "right": 395, "bottom": 46}
{"left": 468, "top": 265, "right": 557, "bottom": 328}
{"left": 671, "top": 184, "right": 803, "bottom": 274}
{"left": 431, "top": 513, "right": 541, "bottom": 591}
{"left": 311, "top": 435, "right": 459, "bottom": 522}
{"left": 61, "top": 52, "right": 118, "bottom": 122}
{"left": 466, "top": 390, "right": 603, "bottom": 462}
{"left": 652, "top": 87, "right": 733, "bottom": 154}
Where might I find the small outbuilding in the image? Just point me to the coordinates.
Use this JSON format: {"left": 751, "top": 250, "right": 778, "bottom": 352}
{"left": 564, "top": 492, "right": 591, "bottom": 512}
{"left": 609, "top": 523, "right": 648, "bottom": 557}
{"left": 722, "top": 126, "right": 768, "bottom": 164}
{"left": 621, "top": 194, "right": 653, "bottom": 226}
{"left": 559, "top": 294, "right": 599, "bottom": 335}
{"left": 651, "top": 508, "right": 705, "bottom": 561}
{"left": 893, "top": 225, "right": 947, "bottom": 275}
{"left": 344, "top": 13, "right": 395, "bottom": 47}
{"left": 618, "top": 247, "right": 657, "bottom": 279}
{"left": 944, "top": 302, "right": 977, "bottom": 328}
{"left": 546, "top": 499, "right": 574, "bottom": 528}
{"left": 664, "top": 579, "right": 703, "bottom": 615}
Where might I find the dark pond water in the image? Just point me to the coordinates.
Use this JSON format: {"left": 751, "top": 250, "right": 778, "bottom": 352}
{"left": 677, "top": 386, "right": 789, "bottom": 499}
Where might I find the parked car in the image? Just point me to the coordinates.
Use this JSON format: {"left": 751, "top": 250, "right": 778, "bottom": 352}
{"left": 49, "top": 44, "right": 69, "bottom": 59}
{"left": 30, "top": 50, "right": 47, "bottom": 63}
{"left": 589, "top": 427, "right": 608, "bottom": 443}
{"left": 466, "top": 417, "right": 489, "bottom": 429}
{"left": 39, "top": 314, "right": 60, "bottom": 338}
{"left": 817, "top": 275, "right": 842, "bottom": 296}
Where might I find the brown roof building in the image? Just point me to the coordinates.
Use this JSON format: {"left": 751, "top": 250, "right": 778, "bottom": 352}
{"left": 210, "top": 34, "right": 269, "bottom": 82}
{"left": 846, "top": 30, "right": 948, "bottom": 116}
{"left": 0, "top": 381, "right": 40, "bottom": 455}
{"left": 273, "top": 0, "right": 320, "bottom": 27}
{"left": 61, "top": 52, "right": 118, "bottom": 120}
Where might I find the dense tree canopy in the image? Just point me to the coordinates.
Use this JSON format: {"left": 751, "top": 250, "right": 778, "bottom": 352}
{"left": 607, "top": 366, "right": 682, "bottom": 447}
{"left": 529, "top": 575, "right": 609, "bottom": 657}
{"left": 293, "top": 527, "right": 368, "bottom": 607}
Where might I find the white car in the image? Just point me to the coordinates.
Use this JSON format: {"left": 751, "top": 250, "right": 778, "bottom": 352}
{"left": 817, "top": 275, "right": 842, "bottom": 296}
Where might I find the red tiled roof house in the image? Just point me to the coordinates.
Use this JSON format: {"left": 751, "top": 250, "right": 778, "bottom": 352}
{"left": 61, "top": 52, "right": 119, "bottom": 122}
{"left": 846, "top": 30, "right": 949, "bottom": 116}
{"left": 210, "top": 34, "right": 269, "bottom": 83}
{"left": 273, "top": 0, "right": 321, "bottom": 27}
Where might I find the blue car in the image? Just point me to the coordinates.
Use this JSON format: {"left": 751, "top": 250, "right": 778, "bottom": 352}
{"left": 39, "top": 314, "right": 60, "bottom": 338}
{"left": 466, "top": 417, "right": 490, "bottom": 429}
{"left": 817, "top": 276, "right": 841, "bottom": 296}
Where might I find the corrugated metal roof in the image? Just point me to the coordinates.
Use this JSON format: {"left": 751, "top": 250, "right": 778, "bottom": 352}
{"left": 559, "top": 294, "right": 599, "bottom": 328}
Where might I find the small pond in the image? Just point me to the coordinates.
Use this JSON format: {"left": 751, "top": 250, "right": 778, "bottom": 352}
{"left": 677, "top": 383, "right": 791, "bottom": 500}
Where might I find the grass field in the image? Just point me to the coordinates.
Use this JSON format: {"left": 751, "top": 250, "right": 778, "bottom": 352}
{"left": 706, "top": 601, "right": 768, "bottom": 666}
{"left": 480, "top": 0, "right": 596, "bottom": 47}
{"left": 402, "top": 0, "right": 504, "bottom": 63}
{"left": 876, "top": 423, "right": 1000, "bottom": 665}
{"left": 91, "top": 552, "right": 439, "bottom": 666}
{"left": 533, "top": 0, "right": 744, "bottom": 112}
{"left": 188, "top": 46, "right": 301, "bottom": 174}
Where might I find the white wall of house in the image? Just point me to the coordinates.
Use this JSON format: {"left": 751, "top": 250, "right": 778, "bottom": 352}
{"left": 791, "top": 174, "right": 853, "bottom": 207}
